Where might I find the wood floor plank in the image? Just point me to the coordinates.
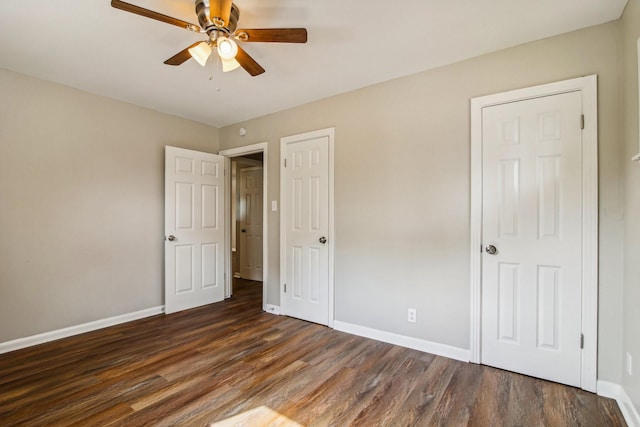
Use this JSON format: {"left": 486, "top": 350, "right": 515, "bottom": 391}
{"left": 126, "top": 384, "right": 243, "bottom": 427}
{"left": 0, "top": 279, "right": 626, "bottom": 426}
{"left": 396, "top": 354, "right": 461, "bottom": 425}
{"left": 504, "top": 371, "right": 546, "bottom": 426}
{"left": 0, "top": 375, "right": 101, "bottom": 416}
{"left": 208, "top": 360, "right": 312, "bottom": 424}
{"left": 427, "top": 361, "right": 485, "bottom": 426}
{"left": 282, "top": 366, "right": 363, "bottom": 426}
{"left": 466, "top": 367, "right": 511, "bottom": 426}
{"left": 345, "top": 354, "right": 433, "bottom": 425}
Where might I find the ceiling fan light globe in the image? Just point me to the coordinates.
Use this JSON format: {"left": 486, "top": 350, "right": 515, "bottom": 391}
{"left": 222, "top": 58, "right": 241, "bottom": 72}
{"left": 217, "top": 37, "right": 238, "bottom": 60}
{"left": 188, "top": 41, "right": 212, "bottom": 66}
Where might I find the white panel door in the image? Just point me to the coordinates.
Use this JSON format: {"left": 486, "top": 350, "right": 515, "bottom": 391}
{"left": 165, "top": 146, "right": 225, "bottom": 314}
{"left": 282, "top": 135, "right": 330, "bottom": 325}
{"left": 481, "top": 91, "right": 583, "bottom": 387}
{"left": 239, "top": 166, "right": 263, "bottom": 281}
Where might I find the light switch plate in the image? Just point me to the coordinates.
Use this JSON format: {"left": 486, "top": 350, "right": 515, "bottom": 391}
{"left": 271, "top": 200, "right": 278, "bottom": 212}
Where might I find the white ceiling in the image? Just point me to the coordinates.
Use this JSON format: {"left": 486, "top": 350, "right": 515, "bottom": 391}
{"left": 0, "top": 0, "right": 628, "bottom": 128}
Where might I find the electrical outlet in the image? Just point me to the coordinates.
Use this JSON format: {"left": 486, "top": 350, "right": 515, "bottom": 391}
{"left": 627, "top": 352, "right": 633, "bottom": 376}
{"left": 407, "top": 308, "right": 417, "bottom": 323}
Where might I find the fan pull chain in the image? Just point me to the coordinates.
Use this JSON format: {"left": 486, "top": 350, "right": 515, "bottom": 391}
{"left": 209, "top": 50, "right": 222, "bottom": 81}
{"left": 209, "top": 55, "right": 215, "bottom": 80}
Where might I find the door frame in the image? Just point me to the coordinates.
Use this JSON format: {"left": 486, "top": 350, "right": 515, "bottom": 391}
{"left": 219, "top": 143, "right": 269, "bottom": 311}
{"left": 469, "top": 75, "right": 598, "bottom": 392}
{"left": 280, "top": 127, "right": 335, "bottom": 327}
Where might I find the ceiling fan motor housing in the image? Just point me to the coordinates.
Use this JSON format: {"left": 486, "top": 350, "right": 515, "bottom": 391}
{"left": 196, "top": 0, "right": 240, "bottom": 34}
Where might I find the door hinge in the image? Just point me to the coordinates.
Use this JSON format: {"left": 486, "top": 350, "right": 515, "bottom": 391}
{"left": 284, "top": 283, "right": 287, "bottom": 293}
{"left": 284, "top": 158, "right": 287, "bottom": 168}
{"left": 580, "top": 114, "right": 585, "bottom": 130}
{"left": 580, "top": 333, "right": 584, "bottom": 349}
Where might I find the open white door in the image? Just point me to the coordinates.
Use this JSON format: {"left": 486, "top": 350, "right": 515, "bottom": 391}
{"left": 165, "top": 146, "right": 225, "bottom": 314}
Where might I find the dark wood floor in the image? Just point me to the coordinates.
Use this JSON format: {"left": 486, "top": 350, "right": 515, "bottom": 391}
{"left": 0, "top": 279, "right": 626, "bottom": 426}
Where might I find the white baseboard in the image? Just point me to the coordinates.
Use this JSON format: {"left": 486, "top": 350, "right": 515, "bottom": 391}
{"left": 598, "top": 380, "right": 640, "bottom": 427}
{"left": 264, "top": 304, "right": 281, "bottom": 315}
{"left": 333, "top": 320, "right": 470, "bottom": 362}
{"left": 0, "top": 306, "right": 165, "bottom": 355}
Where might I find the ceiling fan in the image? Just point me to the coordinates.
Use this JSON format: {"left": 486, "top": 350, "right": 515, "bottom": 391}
{"left": 111, "top": 0, "right": 308, "bottom": 76}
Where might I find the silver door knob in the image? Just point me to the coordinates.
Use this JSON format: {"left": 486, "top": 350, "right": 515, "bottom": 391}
{"left": 319, "top": 236, "right": 327, "bottom": 244}
{"left": 485, "top": 245, "right": 497, "bottom": 255}
{"left": 167, "top": 235, "right": 176, "bottom": 241}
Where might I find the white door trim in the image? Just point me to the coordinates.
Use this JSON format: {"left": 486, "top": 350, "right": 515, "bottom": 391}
{"left": 280, "top": 127, "right": 335, "bottom": 327}
{"left": 469, "top": 75, "right": 598, "bottom": 392}
{"left": 219, "top": 143, "right": 269, "bottom": 311}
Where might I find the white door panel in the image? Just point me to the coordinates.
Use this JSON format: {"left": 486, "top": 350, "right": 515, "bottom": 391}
{"left": 165, "top": 146, "right": 225, "bottom": 314}
{"left": 481, "top": 91, "right": 583, "bottom": 387}
{"left": 239, "top": 167, "right": 263, "bottom": 281}
{"left": 282, "top": 133, "right": 331, "bottom": 325}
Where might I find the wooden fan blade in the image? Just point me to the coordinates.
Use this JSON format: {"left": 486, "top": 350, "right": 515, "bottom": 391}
{"left": 164, "top": 42, "right": 201, "bottom": 66}
{"left": 235, "top": 46, "right": 265, "bottom": 76}
{"left": 210, "top": 0, "right": 233, "bottom": 27}
{"left": 111, "top": 0, "right": 201, "bottom": 32}
{"left": 236, "top": 28, "right": 308, "bottom": 43}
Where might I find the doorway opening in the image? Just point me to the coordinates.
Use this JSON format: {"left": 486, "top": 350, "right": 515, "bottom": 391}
{"left": 220, "top": 143, "right": 269, "bottom": 312}
{"left": 232, "top": 154, "right": 263, "bottom": 281}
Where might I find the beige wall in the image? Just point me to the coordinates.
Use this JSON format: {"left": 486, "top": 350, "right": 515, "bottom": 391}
{"left": 220, "top": 21, "right": 624, "bottom": 381}
{"left": 0, "top": 69, "right": 219, "bottom": 342}
{"left": 622, "top": 0, "right": 640, "bottom": 412}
